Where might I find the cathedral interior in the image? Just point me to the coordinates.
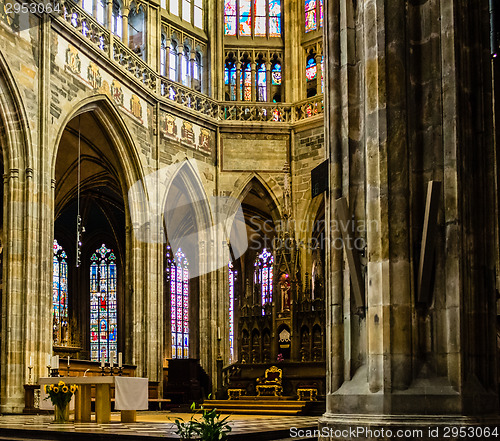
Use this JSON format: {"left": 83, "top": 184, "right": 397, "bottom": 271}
{"left": 0, "top": 0, "right": 499, "bottom": 440}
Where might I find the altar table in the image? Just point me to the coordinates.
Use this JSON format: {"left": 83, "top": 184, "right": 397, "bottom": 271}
{"left": 39, "top": 376, "right": 148, "bottom": 423}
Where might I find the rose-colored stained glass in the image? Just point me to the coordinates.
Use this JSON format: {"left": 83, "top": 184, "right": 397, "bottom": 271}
{"left": 305, "top": 0, "right": 316, "bottom": 32}
{"left": 306, "top": 57, "right": 317, "bottom": 81}
{"left": 167, "top": 246, "right": 189, "bottom": 359}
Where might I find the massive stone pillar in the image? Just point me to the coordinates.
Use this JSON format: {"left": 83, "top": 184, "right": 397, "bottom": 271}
{"left": 320, "top": 0, "right": 500, "bottom": 438}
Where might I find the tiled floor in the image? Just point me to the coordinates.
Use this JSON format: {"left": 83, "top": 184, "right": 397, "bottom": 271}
{"left": 0, "top": 412, "right": 319, "bottom": 440}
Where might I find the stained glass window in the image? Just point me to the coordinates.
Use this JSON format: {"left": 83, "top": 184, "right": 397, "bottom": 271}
{"left": 254, "top": 248, "right": 274, "bottom": 315}
{"left": 269, "top": 0, "right": 281, "bottom": 36}
{"left": 170, "top": 0, "right": 179, "bottom": 15}
{"left": 306, "top": 57, "right": 317, "bottom": 81}
{"left": 181, "top": 50, "right": 190, "bottom": 86}
{"left": 167, "top": 246, "right": 190, "bottom": 359}
{"left": 229, "top": 261, "right": 235, "bottom": 363}
{"left": 305, "top": 0, "right": 316, "bottom": 32}
{"left": 257, "top": 63, "right": 267, "bottom": 101}
{"left": 319, "top": 0, "right": 323, "bottom": 28}
{"left": 194, "top": 0, "right": 203, "bottom": 28}
{"left": 225, "top": 61, "right": 237, "bottom": 100}
{"left": 305, "top": 0, "right": 322, "bottom": 32}
{"left": 272, "top": 62, "right": 281, "bottom": 85}
{"left": 160, "top": 37, "right": 167, "bottom": 77}
{"left": 239, "top": 0, "right": 251, "bottom": 36}
{"left": 224, "top": 0, "right": 237, "bottom": 35}
{"left": 90, "top": 244, "right": 117, "bottom": 362}
{"left": 169, "top": 43, "right": 177, "bottom": 81}
{"left": 225, "top": 0, "right": 281, "bottom": 37}
{"left": 182, "top": 0, "right": 191, "bottom": 22}
{"left": 241, "top": 63, "right": 252, "bottom": 101}
{"left": 53, "top": 240, "right": 69, "bottom": 345}
{"left": 254, "top": 0, "right": 266, "bottom": 36}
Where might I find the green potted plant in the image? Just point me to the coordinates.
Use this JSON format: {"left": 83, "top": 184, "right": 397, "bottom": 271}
{"left": 173, "top": 401, "right": 232, "bottom": 441}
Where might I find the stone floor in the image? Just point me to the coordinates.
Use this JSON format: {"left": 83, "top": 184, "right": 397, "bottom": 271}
{"left": 0, "top": 412, "right": 319, "bottom": 440}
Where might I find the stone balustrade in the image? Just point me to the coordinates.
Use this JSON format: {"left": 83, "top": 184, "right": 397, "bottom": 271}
{"left": 56, "top": 0, "right": 323, "bottom": 124}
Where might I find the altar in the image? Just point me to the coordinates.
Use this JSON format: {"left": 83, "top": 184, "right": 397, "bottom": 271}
{"left": 39, "top": 376, "right": 148, "bottom": 423}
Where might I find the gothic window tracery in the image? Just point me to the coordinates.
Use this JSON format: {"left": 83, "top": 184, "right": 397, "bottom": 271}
{"left": 254, "top": 248, "right": 274, "bottom": 314}
{"left": 90, "top": 244, "right": 117, "bottom": 362}
{"left": 305, "top": 0, "right": 323, "bottom": 33}
{"left": 167, "top": 246, "right": 190, "bottom": 359}
{"left": 53, "top": 240, "right": 69, "bottom": 345}
{"left": 229, "top": 261, "right": 235, "bottom": 363}
{"left": 224, "top": 0, "right": 281, "bottom": 38}
{"left": 168, "top": 0, "right": 203, "bottom": 29}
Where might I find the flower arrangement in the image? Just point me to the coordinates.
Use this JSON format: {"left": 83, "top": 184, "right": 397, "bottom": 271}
{"left": 44, "top": 381, "right": 77, "bottom": 422}
{"left": 277, "top": 353, "right": 284, "bottom": 362}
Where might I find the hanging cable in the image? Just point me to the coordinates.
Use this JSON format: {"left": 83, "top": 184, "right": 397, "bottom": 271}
{"left": 76, "top": 115, "right": 84, "bottom": 267}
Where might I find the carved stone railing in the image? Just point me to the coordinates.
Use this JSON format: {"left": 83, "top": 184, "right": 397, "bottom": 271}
{"left": 293, "top": 95, "right": 324, "bottom": 121}
{"left": 160, "top": 77, "right": 219, "bottom": 119}
{"left": 61, "top": 1, "right": 110, "bottom": 54}
{"left": 55, "top": 2, "right": 324, "bottom": 124}
{"left": 113, "top": 39, "right": 158, "bottom": 93}
{"left": 220, "top": 102, "right": 292, "bottom": 123}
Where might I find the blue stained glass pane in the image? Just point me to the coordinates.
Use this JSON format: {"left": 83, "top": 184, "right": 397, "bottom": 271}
{"left": 53, "top": 240, "right": 69, "bottom": 345}
{"left": 272, "top": 63, "right": 282, "bottom": 85}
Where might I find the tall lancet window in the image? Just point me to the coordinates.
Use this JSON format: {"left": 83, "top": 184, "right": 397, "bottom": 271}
{"left": 254, "top": 248, "right": 273, "bottom": 315}
{"left": 90, "top": 244, "right": 117, "bottom": 362}
{"left": 53, "top": 240, "right": 69, "bottom": 345}
{"left": 229, "top": 261, "right": 236, "bottom": 363}
{"left": 168, "top": 247, "right": 190, "bottom": 359}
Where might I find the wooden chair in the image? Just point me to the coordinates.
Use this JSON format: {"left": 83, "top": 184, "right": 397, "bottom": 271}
{"left": 256, "top": 366, "right": 283, "bottom": 397}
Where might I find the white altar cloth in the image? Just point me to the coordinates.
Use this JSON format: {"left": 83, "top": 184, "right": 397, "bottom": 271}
{"left": 114, "top": 377, "right": 148, "bottom": 410}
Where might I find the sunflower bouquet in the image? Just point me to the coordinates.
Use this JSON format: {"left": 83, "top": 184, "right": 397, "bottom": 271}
{"left": 44, "top": 381, "right": 78, "bottom": 422}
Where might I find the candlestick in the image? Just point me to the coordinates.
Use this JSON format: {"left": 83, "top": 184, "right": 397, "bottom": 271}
{"left": 101, "top": 358, "right": 105, "bottom": 369}
{"left": 118, "top": 352, "right": 122, "bottom": 368}
{"left": 67, "top": 356, "right": 70, "bottom": 367}
{"left": 29, "top": 355, "right": 32, "bottom": 367}
{"left": 217, "top": 327, "right": 221, "bottom": 340}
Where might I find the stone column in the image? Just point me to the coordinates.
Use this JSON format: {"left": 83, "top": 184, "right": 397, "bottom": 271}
{"left": 319, "top": 0, "right": 500, "bottom": 438}
{"left": 266, "top": 61, "right": 271, "bottom": 102}
{"left": 250, "top": 61, "right": 256, "bottom": 101}
{"left": 106, "top": 0, "right": 113, "bottom": 31}
{"left": 235, "top": 61, "right": 241, "bottom": 101}
{"left": 315, "top": 53, "right": 322, "bottom": 95}
{"left": 164, "top": 37, "right": 171, "bottom": 78}
{"left": 122, "top": 2, "right": 130, "bottom": 46}
{"left": 190, "top": 51, "right": 196, "bottom": 89}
